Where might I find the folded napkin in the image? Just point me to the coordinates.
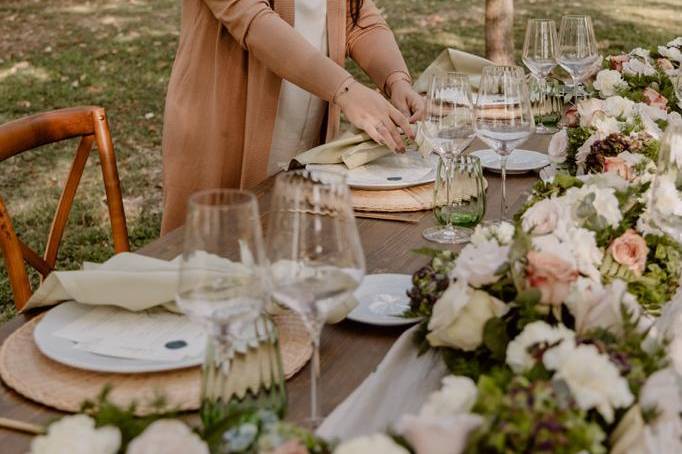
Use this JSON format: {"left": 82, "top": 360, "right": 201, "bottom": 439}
{"left": 25, "top": 252, "right": 356, "bottom": 324}
{"left": 413, "top": 48, "right": 494, "bottom": 94}
{"left": 317, "top": 325, "right": 448, "bottom": 441}
{"left": 290, "top": 129, "right": 393, "bottom": 170}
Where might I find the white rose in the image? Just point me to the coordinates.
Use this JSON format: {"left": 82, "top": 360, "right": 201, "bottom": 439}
{"left": 640, "top": 368, "right": 682, "bottom": 428}
{"left": 531, "top": 234, "right": 577, "bottom": 269}
{"left": 653, "top": 173, "right": 682, "bottom": 217}
{"left": 566, "top": 228, "right": 603, "bottom": 282}
{"left": 611, "top": 405, "right": 682, "bottom": 454}
{"left": 496, "top": 222, "right": 515, "bottom": 245}
{"left": 604, "top": 96, "right": 635, "bottom": 119}
{"left": 593, "top": 70, "right": 627, "bottom": 97}
{"left": 643, "top": 420, "right": 682, "bottom": 453}
{"left": 469, "top": 221, "right": 515, "bottom": 246}
{"left": 623, "top": 58, "right": 657, "bottom": 77}
{"left": 638, "top": 109, "right": 664, "bottom": 141}
{"left": 669, "top": 111, "right": 682, "bottom": 126}
{"left": 630, "top": 47, "right": 651, "bottom": 59}
{"left": 592, "top": 111, "right": 621, "bottom": 137}
{"left": 579, "top": 171, "right": 631, "bottom": 192}
{"left": 548, "top": 128, "right": 568, "bottom": 164}
{"left": 395, "top": 413, "right": 483, "bottom": 454}
{"left": 565, "top": 279, "right": 649, "bottom": 336}
{"left": 659, "top": 45, "right": 682, "bottom": 63}
{"left": 505, "top": 321, "right": 575, "bottom": 373}
{"left": 127, "top": 420, "right": 208, "bottom": 454}
{"left": 522, "top": 198, "right": 566, "bottom": 235}
{"left": 668, "top": 37, "right": 682, "bottom": 48}
{"left": 546, "top": 343, "right": 634, "bottom": 423}
{"left": 637, "top": 102, "right": 668, "bottom": 122}
{"left": 565, "top": 185, "right": 623, "bottom": 228}
{"left": 427, "top": 281, "right": 508, "bottom": 351}
{"left": 578, "top": 98, "right": 607, "bottom": 127}
{"left": 451, "top": 240, "right": 509, "bottom": 287}
{"left": 419, "top": 376, "right": 478, "bottom": 417}
{"left": 30, "top": 415, "right": 121, "bottom": 454}
{"left": 334, "top": 434, "right": 408, "bottom": 454}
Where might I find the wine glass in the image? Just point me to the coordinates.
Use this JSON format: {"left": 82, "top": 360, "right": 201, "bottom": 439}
{"left": 474, "top": 65, "right": 535, "bottom": 223}
{"left": 650, "top": 123, "right": 682, "bottom": 242}
{"left": 176, "top": 190, "right": 286, "bottom": 426}
{"left": 558, "top": 15, "right": 600, "bottom": 105}
{"left": 421, "top": 73, "right": 477, "bottom": 243}
{"left": 266, "top": 169, "right": 366, "bottom": 428}
{"left": 523, "top": 18, "right": 559, "bottom": 134}
{"left": 674, "top": 74, "right": 682, "bottom": 109}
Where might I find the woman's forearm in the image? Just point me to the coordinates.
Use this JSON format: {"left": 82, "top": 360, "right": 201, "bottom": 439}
{"left": 203, "top": 0, "right": 353, "bottom": 102}
{"left": 346, "top": 0, "right": 411, "bottom": 95}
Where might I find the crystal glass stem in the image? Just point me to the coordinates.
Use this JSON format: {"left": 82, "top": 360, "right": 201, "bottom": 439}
{"left": 309, "top": 334, "right": 321, "bottom": 424}
{"left": 500, "top": 155, "right": 508, "bottom": 221}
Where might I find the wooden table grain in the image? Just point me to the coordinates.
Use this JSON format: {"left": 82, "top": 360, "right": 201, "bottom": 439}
{"left": 0, "top": 137, "right": 548, "bottom": 451}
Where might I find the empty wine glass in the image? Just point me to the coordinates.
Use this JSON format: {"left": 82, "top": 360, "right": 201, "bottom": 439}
{"left": 558, "top": 15, "right": 600, "bottom": 105}
{"left": 674, "top": 74, "right": 682, "bottom": 108}
{"left": 176, "top": 190, "right": 286, "bottom": 429}
{"left": 421, "top": 72, "right": 477, "bottom": 243}
{"left": 475, "top": 65, "right": 535, "bottom": 223}
{"left": 266, "top": 169, "right": 365, "bottom": 428}
{"left": 523, "top": 18, "right": 559, "bottom": 134}
{"left": 650, "top": 123, "right": 682, "bottom": 242}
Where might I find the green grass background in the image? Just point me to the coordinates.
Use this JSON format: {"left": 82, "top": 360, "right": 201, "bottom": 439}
{"left": 0, "top": 0, "right": 680, "bottom": 320}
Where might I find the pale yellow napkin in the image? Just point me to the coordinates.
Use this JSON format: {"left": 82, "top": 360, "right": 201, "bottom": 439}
{"left": 291, "top": 129, "right": 392, "bottom": 170}
{"left": 25, "top": 252, "right": 355, "bottom": 324}
{"left": 413, "top": 48, "right": 494, "bottom": 94}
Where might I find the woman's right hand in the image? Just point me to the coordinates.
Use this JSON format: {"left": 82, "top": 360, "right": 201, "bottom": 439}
{"left": 335, "top": 82, "right": 414, "bottom": 153}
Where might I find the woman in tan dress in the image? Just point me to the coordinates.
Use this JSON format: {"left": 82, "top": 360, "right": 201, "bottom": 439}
{"left": 161, "top": 0, "right": 424, "bottom": 233}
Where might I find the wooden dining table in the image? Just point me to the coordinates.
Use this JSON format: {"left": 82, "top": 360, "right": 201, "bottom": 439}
{"left": 0, "top": 136, "right": 550, "bottom": 452}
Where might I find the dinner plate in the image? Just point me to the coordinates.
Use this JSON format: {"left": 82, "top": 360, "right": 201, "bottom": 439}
{"left": 308, "top": 150, "right": 436, "bottom": 190}
{"left": 471, "top": 149, "right": 551, "bottom": 174}
{"left": 347, "top": 274, "right": 422, "bottom": 326}
{"left": 34, "top": 302, "right": 204, "bottom": 374}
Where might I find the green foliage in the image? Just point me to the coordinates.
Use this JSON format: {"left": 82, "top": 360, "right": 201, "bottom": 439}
{"left": 466, "top": 376, "right": 607, "bottom": 454}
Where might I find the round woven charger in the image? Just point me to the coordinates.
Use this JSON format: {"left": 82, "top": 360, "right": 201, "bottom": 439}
{"left": 351, "top": 183, "right": 434, "bottom": 212}
{"left": 0, "top": 312, "right": 311, "bottom": 416}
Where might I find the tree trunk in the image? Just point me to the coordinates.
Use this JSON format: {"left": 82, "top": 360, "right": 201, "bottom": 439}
{"left": 485, "top": 0, "right": 515, "bottom": 65}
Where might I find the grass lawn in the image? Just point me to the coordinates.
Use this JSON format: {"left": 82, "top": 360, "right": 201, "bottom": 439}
{"left": 0, "top": 0, "right": 680, "bottom": 320}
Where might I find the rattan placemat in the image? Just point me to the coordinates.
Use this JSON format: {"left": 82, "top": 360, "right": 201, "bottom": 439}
{"left": 351, "top": 183, "right": 434, "bottom": 212}
{"left": 0, "top": 313, "right": 311, "bottom": 416}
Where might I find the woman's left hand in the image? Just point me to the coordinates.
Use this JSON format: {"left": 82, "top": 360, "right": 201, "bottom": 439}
{"left": 389, "top": 80, "right": 426, "bottom": 123}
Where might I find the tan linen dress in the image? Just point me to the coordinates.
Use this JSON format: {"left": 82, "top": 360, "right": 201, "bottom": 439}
{"left": 161, "top": 0, "right": 411, "bottom": 233}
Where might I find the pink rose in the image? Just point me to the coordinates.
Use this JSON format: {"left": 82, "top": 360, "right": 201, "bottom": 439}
{"left": 604, "top": 156, "right": 633, "bottom": 181}
{"left": 657, "top": 58, "right": 675, "bottom": 72}
{"left": 609, "top": 229, "right": 649, "bottom": 276}
{"left": 564, "top": 106, "right": 579, "bottom": 128}
{"left": 643, "top": 87, "right": 669, "bottom": 111}
{"left": 526, "top": 251, "right": 579, "bottom": 306}
{"left": 267, "top": 441, "right": 309, "bottom": 454}
{"left": 609, "top": 54, "right": 630, "bottom": 72}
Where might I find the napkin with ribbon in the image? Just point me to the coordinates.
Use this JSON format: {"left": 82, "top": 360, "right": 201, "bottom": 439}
{"left": 24, "top": 252, "right": 356, "bottom": 324}
{"left": 413, "top": 48, "right": 494, "bottom": 94}
{"left": 290, "top": 129, "right": 394, "bottom": 170}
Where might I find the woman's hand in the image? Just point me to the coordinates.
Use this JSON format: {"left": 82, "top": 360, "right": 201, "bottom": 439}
{"left": 335, "top": 82, "right": 414, "bottom": 153}
{"left": 389, "top": 80, "right": 426, "bottom": 122}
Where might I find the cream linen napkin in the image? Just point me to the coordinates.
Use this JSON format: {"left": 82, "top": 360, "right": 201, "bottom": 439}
{"left": 291, "top": 129, "right": 393, "bottom": 170}
{"left": 24, "top": 252, "right": 356, "bottom": 323}
{"left": 316, "top": 325, "right": 448, "bottom": 441}
{"left": 413, "top": 48, "right": 494, "bottom": 94}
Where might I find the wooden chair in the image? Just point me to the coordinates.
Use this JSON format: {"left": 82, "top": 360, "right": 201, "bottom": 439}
{"left": 0, "top": 106, "right": 130, "bottom": 310}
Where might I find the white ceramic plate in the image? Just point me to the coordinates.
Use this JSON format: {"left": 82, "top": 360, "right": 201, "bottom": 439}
{"left": 308, "top": 150, "right": 436, "bottom": 190}
{"left": 471, "top": 149, "right": 551, "bottom": 174}
{"left": 34, "top": 302, "right": 203, "bottom": 374}
{"left": 347, "top": 274, "right": 422, "bottom": 326}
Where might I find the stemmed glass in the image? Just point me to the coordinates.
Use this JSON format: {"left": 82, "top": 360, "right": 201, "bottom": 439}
{"left": 176, "top": 190, "right": 286, "bottom": 428}
{"left": 650, "top": 123, "right": 682, "bottom": 242}
{"left": 558, "top": 15, "right": 600, "bottom": 105}
{"left": 523, "top": 18, "right": 559, "bottom": 134}
{"left": 266, "top": 169, "right": 365, "bottom": 428}
{"left": 674, "top": 75, "right": 682, "bottom": 108}
{"left": 475, "top": 66, "right": 535, "bottom": 223}
{"left": 421, "top": 73, "right": 477, "bottom": 243}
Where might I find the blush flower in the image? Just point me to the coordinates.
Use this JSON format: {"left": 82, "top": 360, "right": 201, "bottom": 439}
{"left": 604, "top": 156, "right": 633, "bottom": 181}
{"left": 608, "top": 54, "right": 630, "bottom": 71}
{"left": 526, "top": 250, "right": 579, "bottom": 306}
{"left": 609, "top": 229, "right": 649, "bottom": 275}
{"left": 643, "top": 87, "right": 669, "bottom": 112}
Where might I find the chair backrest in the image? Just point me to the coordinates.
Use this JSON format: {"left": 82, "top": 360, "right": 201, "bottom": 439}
{"left": 0, "top": 106, "right": 129, "bottom": 310}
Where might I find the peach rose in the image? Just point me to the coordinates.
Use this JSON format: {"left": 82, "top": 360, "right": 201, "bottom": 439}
{"left": 657, "top": 58, "right": 675, "bottom": 72}
{"left": 609, "top": 54, "right": 630, "bottom": 71}
{"left": 643, "top": 87, "right": 669, "bottom": 111}
{"left": 526, "top": 251, "right": 579, "bottom": 306}
{"left": 604, "top": 156, "right": 633, "bottom": 181}
{"left": 609, "top": 229, "right": 649, "bottom": 276}
{"left": 564, "top": 105, "right": 579, "bottom": 128}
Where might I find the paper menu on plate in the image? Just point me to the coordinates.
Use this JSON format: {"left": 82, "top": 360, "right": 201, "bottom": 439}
{"left": 53, "top": 306, "right": 206, "bottom": 362}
